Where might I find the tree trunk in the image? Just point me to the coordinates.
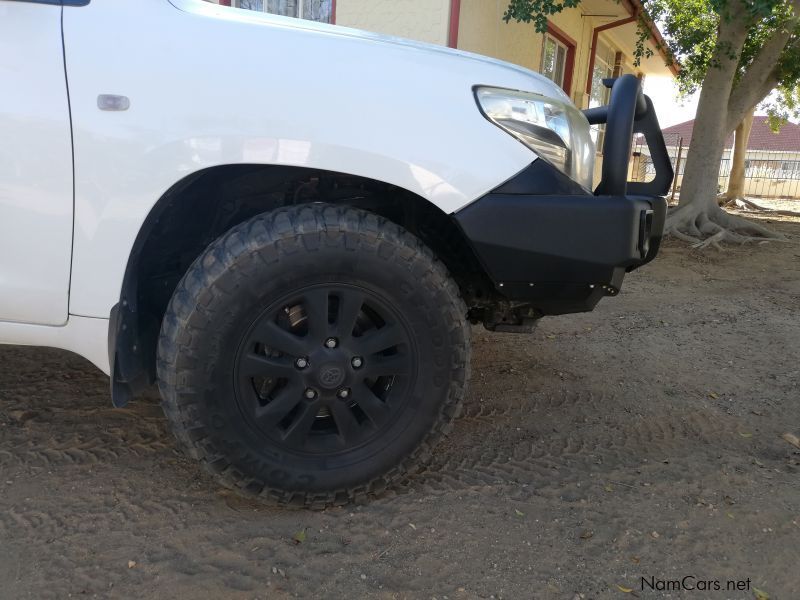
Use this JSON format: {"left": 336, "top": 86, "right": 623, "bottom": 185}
{"left": 667, "top": 44, "right": 738, "bottom": 236}
{"left": 724, "top": 108, "right": 755, "bottom": 201}
{"left": 675, "top": 77, "right": 731, "bottom": 215}
{"left": 662, "top": 6, "right": 783, "bottom": 248}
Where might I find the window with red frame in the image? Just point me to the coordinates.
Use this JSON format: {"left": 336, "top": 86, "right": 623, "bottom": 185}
{"left": 224, "top": 0, "right": 334, "bottom": 23}
{"left": 540, "top": 24, "right": 575, "bottom": 96}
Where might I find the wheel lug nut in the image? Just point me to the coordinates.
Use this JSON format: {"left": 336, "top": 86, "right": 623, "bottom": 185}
{"left": 337, "top": 388, "right": 350, "bottom": 400}
{"left": 325, "top": 337, "right": 338, "bottom": 349}
{"left": 295, "top": 357, "right": 309, "bottom": 369}
{"left": 351, "top": 357, "right": 363, "bottom": 369}
{"left": 304, "top": 388, "right": 318, "bottom": 400}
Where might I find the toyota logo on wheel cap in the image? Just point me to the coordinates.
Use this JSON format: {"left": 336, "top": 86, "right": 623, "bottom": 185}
{"left": 318, "top": 364, "right": 345, "bottom": 389}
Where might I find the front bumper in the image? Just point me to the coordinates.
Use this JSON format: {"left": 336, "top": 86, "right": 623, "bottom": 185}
{"left": 455, "top": 75, "right": 673, "bottom": 316}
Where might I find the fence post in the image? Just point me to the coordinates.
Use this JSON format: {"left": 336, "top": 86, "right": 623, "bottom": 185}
{"left": 670, "top": 136, "right": 684, "bottom": 203}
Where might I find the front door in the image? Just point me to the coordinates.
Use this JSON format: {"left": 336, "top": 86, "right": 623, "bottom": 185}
{"left": 0, "top": 1, "right": 74, "bottom": 325}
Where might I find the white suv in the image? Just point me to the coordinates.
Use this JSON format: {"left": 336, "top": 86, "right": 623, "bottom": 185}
{"left": 0, "top": 0, "right": 672, "bottom": 506}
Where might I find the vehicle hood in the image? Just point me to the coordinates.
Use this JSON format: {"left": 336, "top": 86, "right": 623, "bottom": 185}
{"left": 169, "top": 0, "right": 572, "bottom": 104}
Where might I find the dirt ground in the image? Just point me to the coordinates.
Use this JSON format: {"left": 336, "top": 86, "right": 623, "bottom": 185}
{"left": 1, "top": 213, "right": 799, "bottom": 600}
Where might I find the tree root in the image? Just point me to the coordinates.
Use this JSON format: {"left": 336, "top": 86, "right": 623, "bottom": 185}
{"left": 723, "top": 196, "right": 800, "bottom": 217}
{"left": 663, "top": 205, "right": 788, "bottom": 251}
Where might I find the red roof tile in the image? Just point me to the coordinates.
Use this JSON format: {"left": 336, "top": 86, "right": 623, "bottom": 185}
{"left": 660, "top": 117, "right": 800, "bottom": 152}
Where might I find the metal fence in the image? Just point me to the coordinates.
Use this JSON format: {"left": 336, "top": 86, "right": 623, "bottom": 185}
{"left": 628, "top": 133, "right": 684, "bottom": 201}
{"left": 717, "top": 153, "right": 800, "bottom": 199}
{"left": 629, "top": 133, "right": 800, "bottom": 200}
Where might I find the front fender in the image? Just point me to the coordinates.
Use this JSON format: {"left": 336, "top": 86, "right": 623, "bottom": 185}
{"left": 63, "top": 0, "right": 535, "bottom": 318}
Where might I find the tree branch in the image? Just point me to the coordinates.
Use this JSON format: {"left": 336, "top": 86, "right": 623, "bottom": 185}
{"left": 728, "top": 72, "right": 781, "bottom": 132}
{"left": 726, "top": 0, "right": 800, "bottom": 130}
{"left": 697, "top": 4, "right": 750, "bottom": 102}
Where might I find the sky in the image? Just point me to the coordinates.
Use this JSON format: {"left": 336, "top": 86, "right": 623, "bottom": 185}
{"left": 642, "top": 77, "right": 797, "bottom": 128}
{"left": 642, "top": 76, "right": 699, "bottom": 128}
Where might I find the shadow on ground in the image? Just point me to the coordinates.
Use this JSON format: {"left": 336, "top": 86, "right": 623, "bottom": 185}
{"left": 1, "top": 218, "right": 799, "bottom": 599}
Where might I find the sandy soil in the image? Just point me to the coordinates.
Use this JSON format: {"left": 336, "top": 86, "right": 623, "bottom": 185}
{"left": 1, "top": 213, "right": 799, "bottom": 600}
{"left": 741, "top": 198, "right": 800, "bottom": 213}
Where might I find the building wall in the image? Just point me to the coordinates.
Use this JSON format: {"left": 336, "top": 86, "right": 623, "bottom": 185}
{"left": 335, "top": 0, "right": 451, "bottom": 46}
{"left": 457, "top": 1, "right": 623, "bottom": 110}
{"left": 458, "top": 1, "right": 544, "bottom": 78}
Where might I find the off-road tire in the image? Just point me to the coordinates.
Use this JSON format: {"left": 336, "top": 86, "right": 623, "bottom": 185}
{"left": 156, "top": 204, "right": 469, "bottom": 507}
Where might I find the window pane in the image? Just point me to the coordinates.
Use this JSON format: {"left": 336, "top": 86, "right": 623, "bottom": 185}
{"left": 237, "top": 0, "right": 264, "bottom": 10}
{"left": 234, "top": 0, "right": 329, "bottom": 22}
{"left": 554, "top": 44, "right": 566, "bottom": 87}
{"left": 590, "top": 65, "right": 612, "bottom": 108}
{"left": 236, "top": 0, "right": 299, "bottom": 17}
{"left": 542, "top": 38, "right": 557, "bottom": 82}
{"left": 589, "top": 43, "right": 613, "bottom": 151}
{"left": 590, "top": 41, "right": 614, "bottom": 108}
{"left": 303, "top": 0, "right": 333, "bottom": 22}
{"left": 267, "top": 0, "right": 298, "bottom": 17}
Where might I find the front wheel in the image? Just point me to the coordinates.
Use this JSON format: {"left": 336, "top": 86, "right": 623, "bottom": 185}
{"left": 156, "top": 204, "right": 469, "bottom": 506}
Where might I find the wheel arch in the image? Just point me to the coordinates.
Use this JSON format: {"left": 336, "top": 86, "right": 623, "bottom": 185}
{"left": 110, "top": 164, "right": 492, "bottom": 407}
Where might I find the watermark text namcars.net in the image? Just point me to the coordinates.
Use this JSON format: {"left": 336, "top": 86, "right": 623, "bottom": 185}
{"left": 642, "top": 575, "right": 752, "bottom": 593}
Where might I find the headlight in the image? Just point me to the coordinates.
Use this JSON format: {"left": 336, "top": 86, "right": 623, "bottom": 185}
{"left": 475, "top": 86, "right": 594, "bottom": 189}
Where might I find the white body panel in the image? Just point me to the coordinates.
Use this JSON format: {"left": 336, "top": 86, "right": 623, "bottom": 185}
{"left": 0, "top": 1, "right": 74, "bottom": 326}
{"left": 1, "top": 0, "right": 578, "bottom": 373}
{"left": 0, "top": 316, "right": 110, "bottom": 373}
{"left": 64, "top": 0, "right": 558, "bottom": 318}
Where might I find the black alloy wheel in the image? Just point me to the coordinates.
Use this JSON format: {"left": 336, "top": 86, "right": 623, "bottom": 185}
{"left": 157, "top": 204, "right": 469, "bottom": 507}
{"left": 234, "top": 284, "right": 416, "bottom": 456}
